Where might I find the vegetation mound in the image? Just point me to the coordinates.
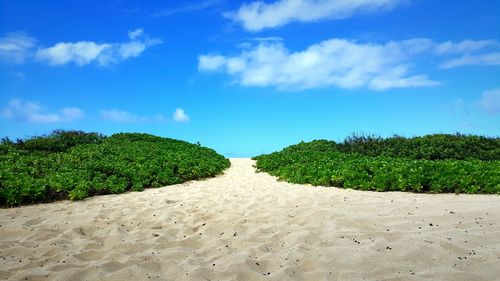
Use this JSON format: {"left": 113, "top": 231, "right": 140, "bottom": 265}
{"left": 1, "top": 130, "right": 230, "bottom": 206}
{"left": 254, "top": 134, "right": 500, "bottom": 194}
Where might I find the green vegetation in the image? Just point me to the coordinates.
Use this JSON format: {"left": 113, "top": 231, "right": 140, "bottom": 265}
{"left": 1, "top": 130, "right": 230, "bottom": 206}
{"left": 254, "top": 134, "right": 500, "bottom": 194}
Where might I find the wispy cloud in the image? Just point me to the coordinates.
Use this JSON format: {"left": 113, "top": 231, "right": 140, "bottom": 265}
{"left": 439, "top": 52, "right": 500, "bottom": 69}
{"left": 199, "top": 38, "right": 500, "bottom": 91}
{"left": 100, "top": 109, "right": 175, "bottom": 123}
{"left": 478, "top": 88, "right": 500, "bottom": 115}
{"left": 9, "top": 71, "right": 25, "bottom": 79}
{"left": 391, "top": 39, "right": 500, "bottom": 69}
{"left": 0, "top": 32, "right": 36, "bottom": 63}
{"left": 236, "top": 37, "right": 284, "bottom": 49}
{"left": 228, "top": 0, "right": 406, "bottom": 32}
{"left": 434, "top": 40, "right": 498, "bottom": 55}
{"left": 1, "top": 99, "right": 84, "bottom": 123}
{"left": 151, "top": 0, "right": 224, "bottom": 17}
{"left": 100, "top": 109, "right": 148, "bottom": 123}
{"left": 253, "top": 36, "right": 284, "bottom": 42}
{"left": 173, "top": 108, "right": 190, "bottom": 122}
{"left": 36, "top": 29, "right": 161, "bottom": 66}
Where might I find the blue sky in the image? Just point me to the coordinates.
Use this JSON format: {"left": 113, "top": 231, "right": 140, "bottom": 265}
{"left": 1, "top": 0, "right": 499, "bottom": 157}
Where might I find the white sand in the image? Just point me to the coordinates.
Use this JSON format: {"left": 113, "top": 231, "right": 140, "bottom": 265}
{"left": 1, "top": 158, "right": 499, "bottom": 281}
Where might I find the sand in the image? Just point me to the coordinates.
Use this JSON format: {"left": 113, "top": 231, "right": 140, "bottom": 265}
{"left": 1, "top": 158, "right": 499, "bottom": 281}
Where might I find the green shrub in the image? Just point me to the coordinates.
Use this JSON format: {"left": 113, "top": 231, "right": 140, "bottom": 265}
{"left": 3, "top": 130, "right": 105, "bottom": 153}
{"left": 337, "top": 133, "right": 500, "bottom": 160}
{"left": 253, "top": 134, "right": 500, "bottom": 194}
{"left": 0, "top": 131, "right": 230, "bottom": 206}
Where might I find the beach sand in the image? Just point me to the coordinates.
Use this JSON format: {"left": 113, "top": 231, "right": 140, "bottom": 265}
{"left": 1, "top": 158, "right": 499, "bottom": 281}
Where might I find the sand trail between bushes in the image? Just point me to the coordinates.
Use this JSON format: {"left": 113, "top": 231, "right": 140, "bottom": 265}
{"left": 1, "top": 158, "right": 500, "bottom": 280}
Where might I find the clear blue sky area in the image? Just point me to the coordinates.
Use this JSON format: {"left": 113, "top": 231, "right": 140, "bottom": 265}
{"left": 1, "top": 0, "right": 499, "bottom": 157}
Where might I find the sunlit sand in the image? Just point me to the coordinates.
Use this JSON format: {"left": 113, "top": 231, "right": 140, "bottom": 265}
{"left": 1, "top": 159, "right": 499, "bottom": 280}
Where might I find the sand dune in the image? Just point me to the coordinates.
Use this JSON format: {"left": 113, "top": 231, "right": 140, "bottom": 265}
{"left": 1, "top": 158, "right": 499, "bottom": 280}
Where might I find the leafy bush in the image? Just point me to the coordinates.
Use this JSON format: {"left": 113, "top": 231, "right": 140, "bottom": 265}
{"left": 254, "top": 134, "right": 500, "bottom": 194}
{"left": 0, "top": 131, "right": 230, "bottom": 206}
{"left": 337, "top": 133, "right": 500, "bottom": 161}
{"left": 2, "top": 130, "right": 105, "bottom": 153}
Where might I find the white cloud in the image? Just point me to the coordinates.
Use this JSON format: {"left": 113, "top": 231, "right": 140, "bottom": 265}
{"left": 36, "top": 41, "right": 112, "bottom": 66}
{"left": 385, "top": 38, "right": 499, "bottom": 57}
{"left": 390, "top": 39, "right": 500, "bottom": 69}
{"left": 439, "top": 52, "right": 500, "bottom": 69}
{"left": 119, "top": 41, "right": 147, "bottom": 59}
{"left": 369, "top": 66, "right": 438, "bottom": 90}
{"left": 35, "top": 29, "right": 161, "bottom": 66}
{"left": 120, "top": 28, "right": 162, "bottom": 59}
{"left": 128, "top": 28, "right": 144, "bottom": 40}
{"left": 1, "top": 99, "right": 84, "bottom": 123}
{"left": 199, "top": 39, "right": 439, "bottom": 90}
{"left": 428, "top": 40, "right": 500, "bottom": 68}
{"left": 151, "top": 0, "right": 224, "bottom": 17}
{"left": 199, "top": 55, "right": 227, "bottom": 70}
{"left": 60, "top": 107, "right": 85, "bottom": 120}
{"left": 229, "top": 0, "right": 405, "bottom": 32}
{"left": 254, "top": 36, "right": 284, "bottom": 42}
{"left": 173, "top": 108, "right": 190, "bottom": 122}
{"left": 199, "top": 37, "right": 500, "bottom": 90}
{"left": 0, "top": 32, "right": 36, "bottom": 63}
{"left": 434, "top": 40, "right": 498, "bottom": 55}
{"left": 478, "top": 88, "right": 500, "bottom": 115}
{"left": 100, "top": 109, "right": 168, "bottom": 123}
{"left": 100, "top": 109, "right": 147, "bottom": 123}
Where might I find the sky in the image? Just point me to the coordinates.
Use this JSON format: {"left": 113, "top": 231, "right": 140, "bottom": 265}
{"left": 0, "top": 0, "right": 499, "bottom": 157}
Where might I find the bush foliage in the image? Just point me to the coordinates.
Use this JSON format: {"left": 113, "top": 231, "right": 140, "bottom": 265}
{"left": 2, "top": 130, "right": 105, "bottom": 153}
{"left": 254, "top": 134, "right": 500, "bottom": 194}
{"left": 1, "top": 131, "right": 230, "bottom": 206}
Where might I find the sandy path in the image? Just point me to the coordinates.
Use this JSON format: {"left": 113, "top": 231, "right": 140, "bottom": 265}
{"left": 1, "top": 158, "right": 499, "bottom": 281}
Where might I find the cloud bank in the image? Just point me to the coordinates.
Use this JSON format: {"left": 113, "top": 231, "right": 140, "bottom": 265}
{"left": 199, "top": 38, "right": 500, "bottom": 91}
{"left": 229, "top": 0, "right": 405, "bottom": 31}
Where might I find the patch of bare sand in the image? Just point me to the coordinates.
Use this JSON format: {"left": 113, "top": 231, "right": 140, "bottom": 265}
{"left": 1, "top": 158, "right": 499, "bottom": 280}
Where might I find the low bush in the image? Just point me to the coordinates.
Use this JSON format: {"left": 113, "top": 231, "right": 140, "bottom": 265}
{"left": 337, "top": 133, "right": 500, "bottom": 161}
{"left": 253, "top": 134, "right": 500, "bottom": 194}
{"left": 0, "top": 131, "right": 230, "bottom": 206}
{"left": 2, "top": 130, "right": 105, "bottom": 153}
